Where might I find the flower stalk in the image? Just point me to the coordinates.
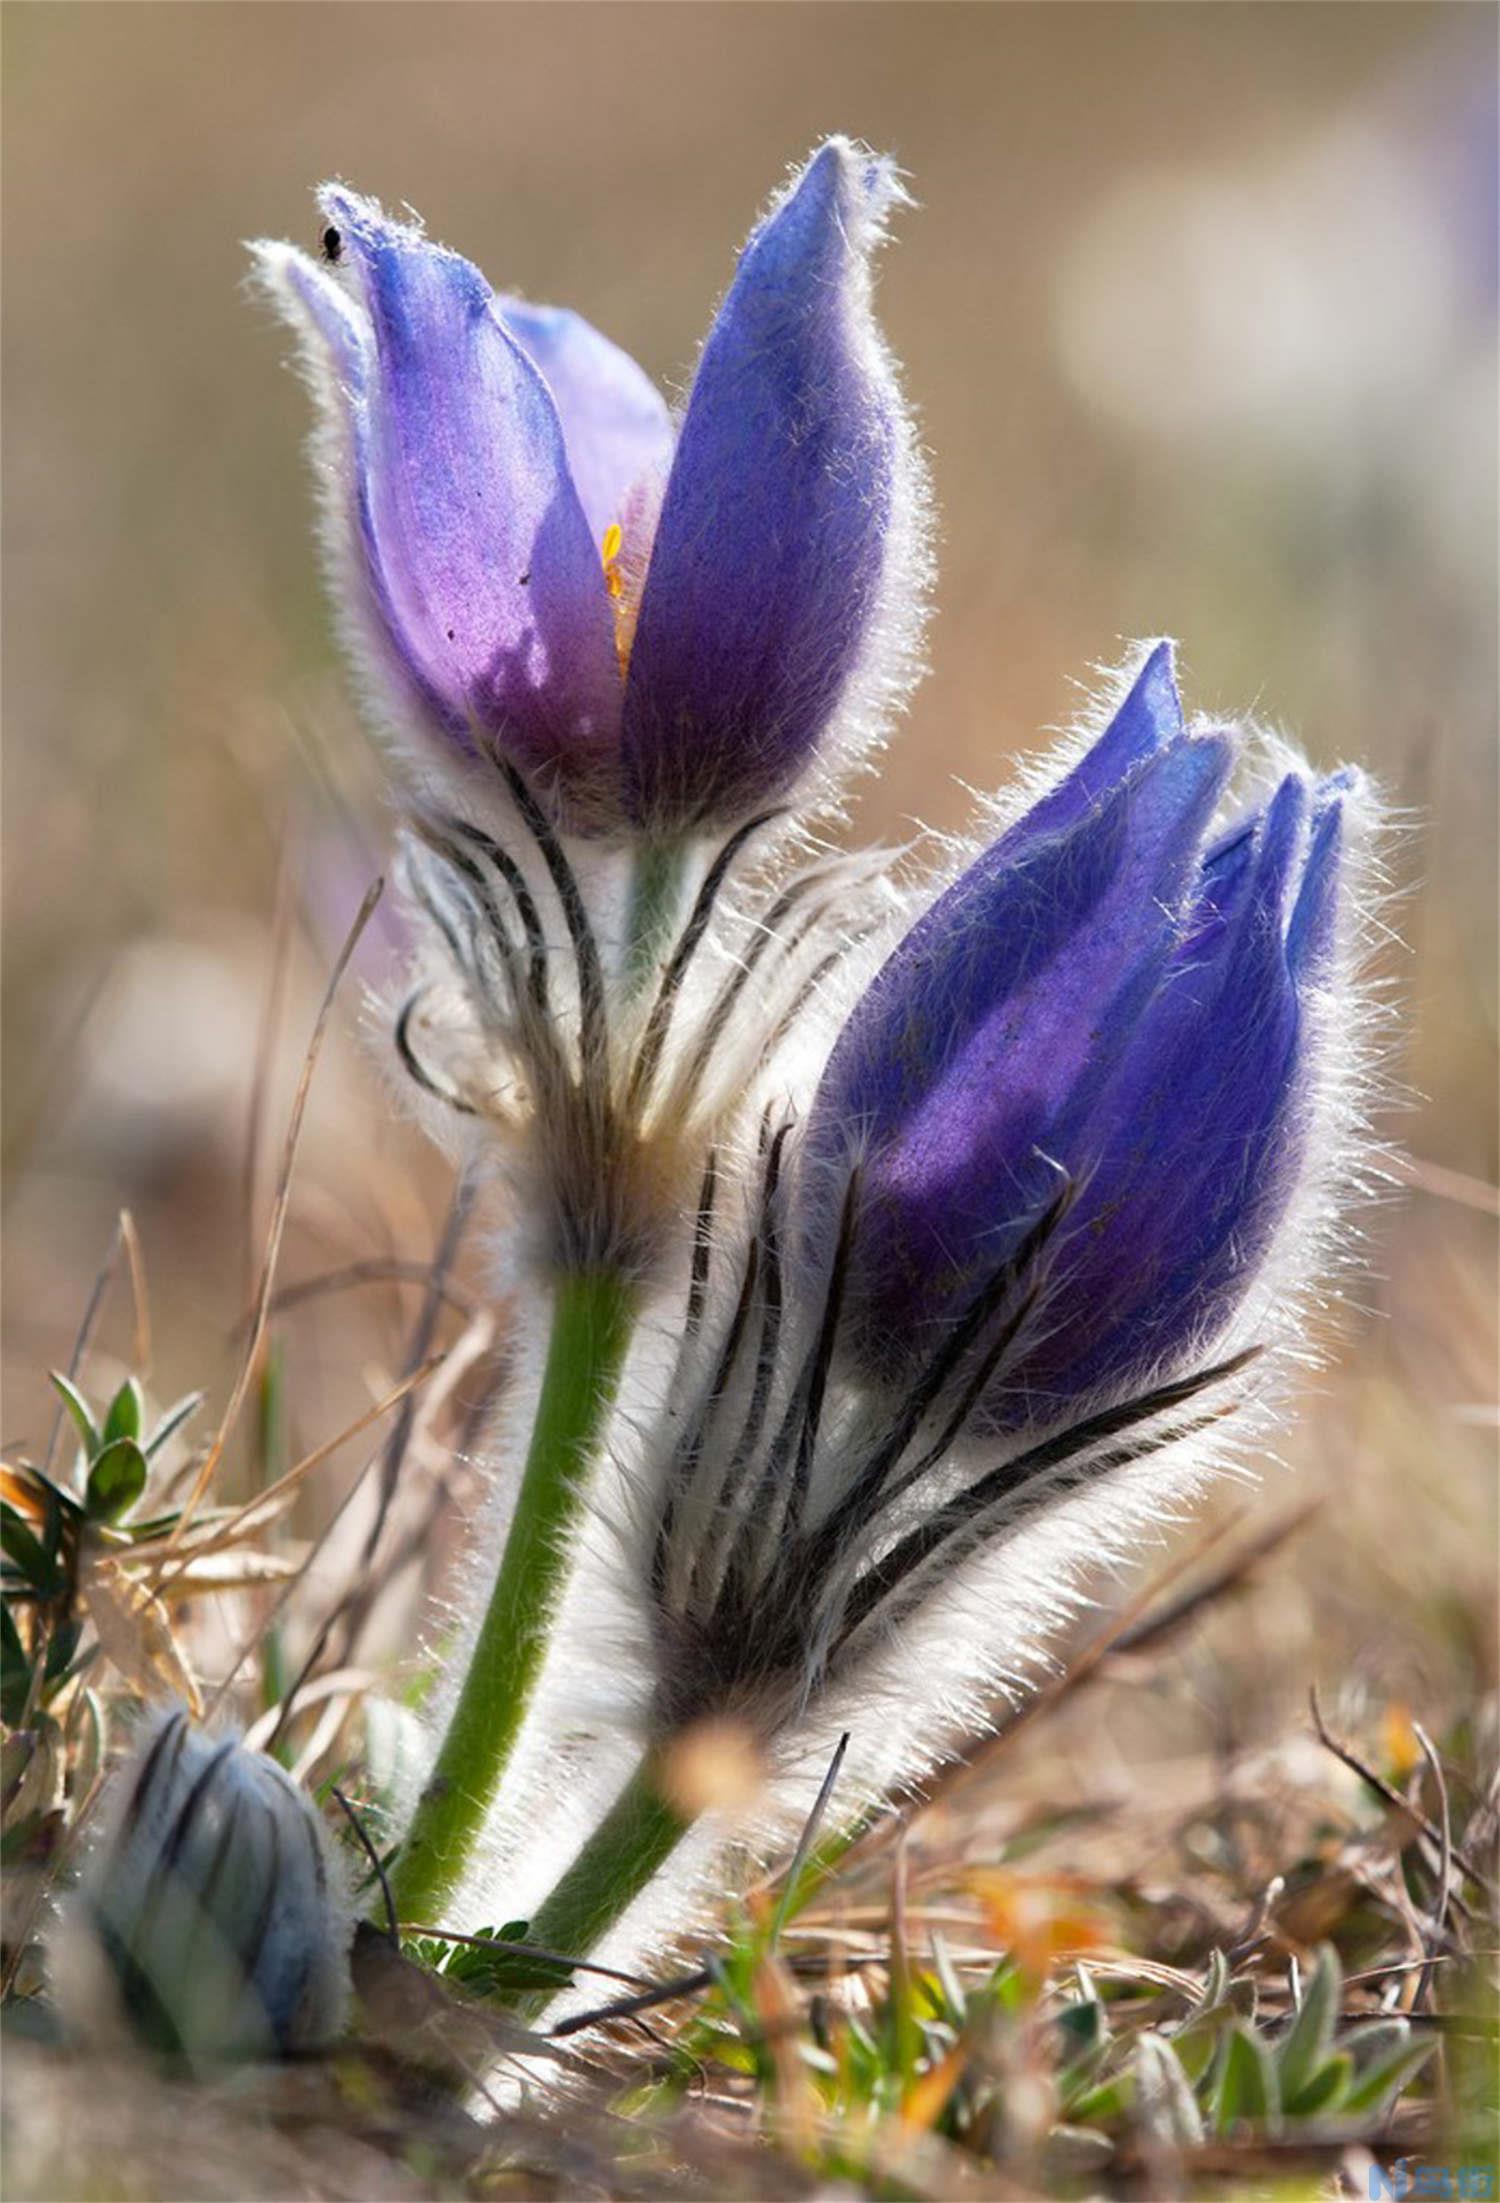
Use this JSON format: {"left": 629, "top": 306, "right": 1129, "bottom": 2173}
{"left": 513, "top": 1755, "right": 689, "bottom": 2014}
{"left": 389, "top": 1268, "right": 637, "bottom": 1924}
{"left": 622, "top": 840, "right": 690, "bottom": 995}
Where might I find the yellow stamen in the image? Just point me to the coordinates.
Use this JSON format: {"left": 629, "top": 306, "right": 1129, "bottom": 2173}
{"left": 601, "top": 518, "right": 635, "bottom": 672}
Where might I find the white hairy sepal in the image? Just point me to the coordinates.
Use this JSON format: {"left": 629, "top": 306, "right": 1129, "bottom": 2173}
{"left": 382, "top": 791, "right": 907, "bottom": 1291}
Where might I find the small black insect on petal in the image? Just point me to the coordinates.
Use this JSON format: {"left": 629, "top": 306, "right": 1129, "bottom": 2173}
{"left": 320, "top": 225, "right": 343, "bottom": 265}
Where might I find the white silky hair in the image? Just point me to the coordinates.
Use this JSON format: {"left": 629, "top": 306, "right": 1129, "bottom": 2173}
{"left": 428, "top": 661, "right": 1395, "bottom": 2002}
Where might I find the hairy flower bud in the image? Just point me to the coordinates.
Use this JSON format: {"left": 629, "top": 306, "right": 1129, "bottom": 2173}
{"left": 69, "top": 1708, "right": 349, "bottom": 2061}
{"left": 810, "top": 641, "right": 1370, "bottom": 1425}
{"left": 624, "top": 644, "right": 1377, "bottom": 1803}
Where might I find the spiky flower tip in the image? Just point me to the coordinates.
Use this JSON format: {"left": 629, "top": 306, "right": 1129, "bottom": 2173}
{"left": 617, "top": 643, "right": 1382, "bottom": 1820}
{"left": 251, "top": 139, "right": 929, "bottom": 1289}
{"left": 60, "top": 1707, "right": 351, "bottom": 2062}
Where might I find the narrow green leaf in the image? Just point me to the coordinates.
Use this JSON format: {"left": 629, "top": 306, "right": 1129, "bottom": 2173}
{"left": 1056, "top": 1995, "right": 1107, "bottom": 2058}
{"left": 1195, "top": 1948, "right": 1232, "bottom": 2015}
{"left": 5, "top": 1464, "right": 84, "bottom": 1526}
{"left": 1214, "top": 2023, "right": 1280, "bottom": 2133}
{"left": 1066, "top": 2077, "right": 1127, "bottom": 2127}
{"left": 101, "top": 1377, "right": 145, "bottom": 1448}
{"left": 143, "top": 1391, "right": 205, "bottom": 1461}
{"left": 1171, "top": 2013, "right": 1230, "bottom": 2088}
{"left": 1341, "top": 2036, "right": 1436, "bottom": 2116}
{"left": 1277, "top": 1943, "right": 1341, "bottom": 2104}
{"left": 929, "top": 1931, "right": 967, "bottom": 2025}
{"left": 1134, "top": 2032, "right": 1205, "bottom": 2146}
{"left": 0, "top": 1505, "right": 62, "bottom": 1594}
{"left": 48, "top": 1372, "right": 100, "bottom": 1464}
{"left": 1284, "top": 2051, "right": 1352, "bottom": 2120}
{"left": 1341, "top": 2018, "right": 1412, "bottom": 2072}
{"left": 43, "top": 1614, "right": 84, "bottom": 1684}
{"left": 1, "top": 1602, "right": 33, "bottom": 1724}
{"left": 85, "top": 1438, "right": 148, "bottom": 1523}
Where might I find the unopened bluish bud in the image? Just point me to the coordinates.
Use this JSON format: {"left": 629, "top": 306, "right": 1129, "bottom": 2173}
{"left": 809, "top": 642, "right": 1371, "bottom": 1426}
{"left": 72, "top": 1708, "right": 349, "bottom": 2061}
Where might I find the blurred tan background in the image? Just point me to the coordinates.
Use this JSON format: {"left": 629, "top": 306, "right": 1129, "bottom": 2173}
{"left": 4, "top": 6, "right": 1495, "bottom": 1728}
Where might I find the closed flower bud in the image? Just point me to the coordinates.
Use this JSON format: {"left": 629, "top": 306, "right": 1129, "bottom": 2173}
{"left": 628, "top": 644, "right": 1378, "bottom": 1800}
{"left": 69, "top": 1708, "right": 349, "bottom": 2062}
{"left": 810, "top": 641, "right": 1373, "bottom": 1426}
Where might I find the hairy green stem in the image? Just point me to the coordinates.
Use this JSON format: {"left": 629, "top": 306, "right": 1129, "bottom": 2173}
{"left": 511, "top": 1756, "right": 690, "bottom": 2016}
{"left": 622, "top": 839, "right": 689, "bottom": 995}
{"left": 389, "top": 1269, "right": 636, "bottom": 1924}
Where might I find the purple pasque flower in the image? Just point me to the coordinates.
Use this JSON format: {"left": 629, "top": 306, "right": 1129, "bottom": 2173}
{"left": 807, "top": 641, "right": 1365, "bottom": 1429}
{"left": 250, "top": 140, "right": 921, "bottom": 838}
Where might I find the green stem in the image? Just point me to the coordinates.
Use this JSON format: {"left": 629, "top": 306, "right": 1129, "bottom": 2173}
{"left": 511, "top": 1756, "right": 690, "bottom": 2016}
{"left": 389, "top": 1269, "right": 636, "bottom": 1924}
{"left": 622, "top": 839, "right": 688, "bottom": 996}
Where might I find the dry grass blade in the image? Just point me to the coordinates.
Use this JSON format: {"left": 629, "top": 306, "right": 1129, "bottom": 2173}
{"left": 168, "top": 877, "right": 383, "bottom": 1544}
{"left": 241, "top": 831, "right": 296, "bottom": 1309}
{"left": 167, "top": 1353, "right": 443, "bottom": 1584}
{"left": 363, "top": 1159, "right": 477, "bottom": 1566}
{"left": 1309, "top": 1686, "right": 1495, "bottom": 1899}
{"left": 42, "top": 1217, "right": 124, "bottom": 1473}
{"left": 257, "top": 1259, "right": 479, "bottom": 1329}
{"left": 1412, "top": 1719, "right": 1455, "bottom": 2010}
{"left": 80, "top": 1560, "right": 202, "bottom": 1714}
{"left": 118, "top": 1207, "right": 150, "bottom": 1375}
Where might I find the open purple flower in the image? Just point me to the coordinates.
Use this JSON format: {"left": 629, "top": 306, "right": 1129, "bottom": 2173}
{"left": 807, "top": 642, "right": 1365, "bottom": 1428}
{"left": 251, "top": 140, "right": 921, "bottom": 838}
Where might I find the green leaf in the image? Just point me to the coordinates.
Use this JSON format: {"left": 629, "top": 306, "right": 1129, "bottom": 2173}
{"left": 1170, "top": 2013, "right": 1230, "bottom": 2088}
{"left": 143, "top": 1391, "right": 205, "bottom": 1461}
{"left": 1340, "top": 2035, "right": 1436, "bottom": 2115}
{"left": 1284, "top": 2051, "right": 1352, "bottom": 2119}
{"left": 1195, "top": 1948, "right": 1232, "bottom": 2016}
{"left": 43, "top": 1614, "right": 84, "bottom": 1684}
{"left": 101, "top": 1377, "right": 144, "bottom": 1448}
{"left": 1, "top": 1602, "right": 33, "bottom": 1724}
{"left": 1341, "top": 2018, "right": 1412, "bottom": 2072}
{"left": 928, "top": 1931, "right": 967, "bottom": 2025}
{"left": 1214, "top": 2023, "right": 1280, "bottom": 2133}
{"left": 1066, "top": 2077, "right": 1127, "bottom": 2127}
{"left": 1056, "top": 1994, "right": 1107, "bottom": 2058}
{"left": 85, "top": 1438, "right": 148, "bottom": 1523}
{"left": 0, "top": 1505, "right": 62, "bottom": 1595}
{"left": 1134, "top": 2032, "right": 1204, "bottom": 2146}
{"left": 48, "top": 1372, "right": 100, "bottom": 1464}
{"left": 1277, "top": 1943, "right": 1341, "bottom": 2104}
{"left": 443, "top": 1924, "right": 573, "bottom": 1998}
{"left": 5, "top": 1464, "right": 84, "bottom": 1526}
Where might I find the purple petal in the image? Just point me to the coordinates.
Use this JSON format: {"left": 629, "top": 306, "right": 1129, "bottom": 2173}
{"left": 318, "top": 188, "right": 624, "bottom": 799}
{"left": 497, "top": 298, "right": 673, "bottom": 545}
{"left": 621, "top": 139, "right": 908, "bottom": 831}
{"left": 815, "top": 731, "right": 1232, "bottom": 1343}
{"left": 995, "top": 641, "right": 1184, "bottom": 862}
{"left": 260, "top": 243, "right": 370, "bottom": 393}
{"left": 992, "top": 776, "right": 1314, "bottom": 1420}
